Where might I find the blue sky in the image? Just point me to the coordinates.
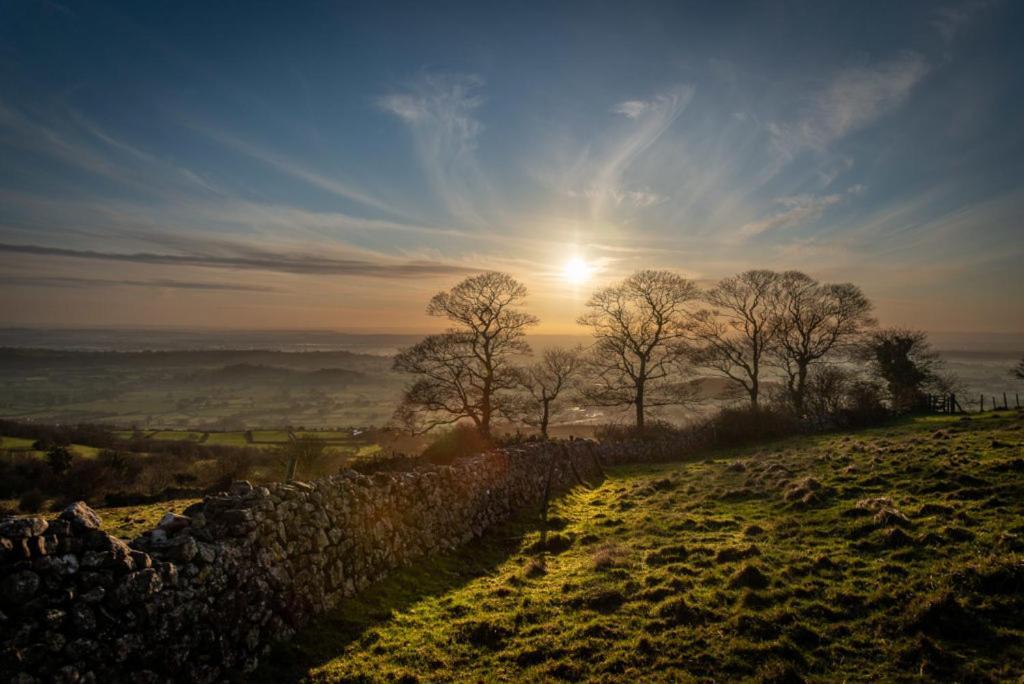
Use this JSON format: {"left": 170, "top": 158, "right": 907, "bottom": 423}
{"left": 0, "top": 0, "right": 1021, "bottom": 332}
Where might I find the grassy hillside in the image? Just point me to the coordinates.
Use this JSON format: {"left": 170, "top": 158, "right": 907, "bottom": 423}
{"left": 260, "top": 411, "right": 1024, "bottom": 682}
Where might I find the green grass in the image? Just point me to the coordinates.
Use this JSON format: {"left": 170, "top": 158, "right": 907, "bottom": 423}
{"left": 1, "top": 438, "right": 101, "bottom": 459}
{"left": 259, "top": 411, "right": 1024, "bottom": 682}
{"left": 251, "top": 430, "right": 291, "bottom": 443}
{"left": 296, "top": 431, "right": 357, "bottom": 440}
{"left": 204, "top": 432, "right": 251, "bottom": 446}
{"left": 0, "top": 435, "right": 37, "bottom": 450}
{"left": 150, "top": 430, "right": 205, "bottom": 441}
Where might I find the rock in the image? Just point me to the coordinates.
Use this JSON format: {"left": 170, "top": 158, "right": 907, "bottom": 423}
{"left": 151, "top": 535, "right": 198, "bottom": 563}
{"left": 0, "top": 516, "right": 48, "bottom": 538}
{"left": 115, "top": 569, "right": 163, "bottom": 604}
{"left": 157, "top": 513, "right": 191, "bottom": 534}
{"left": 229, "top": 480, "right": 254, "bottom": 496}
{"left": 59, "top": 502, "right": 102, "bottom": 532}
{"left": 220, "top": 509, "right": 254, "bottom": 526}
{"left": 1, "top": 570, "right": 41, "bottom": 604}
{"left": 70, "top": 604, "right": 97, "bottom": 633}
{"left": 80, "top": 587, "right": 105, "bottom": 603}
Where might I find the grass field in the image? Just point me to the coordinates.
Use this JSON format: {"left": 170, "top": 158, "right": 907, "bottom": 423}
{"left": 150, "top": 430, "right": 205, "bottom": 441}
{"left": 203, "top": 432, "right": 250, "bottom": 446}
{"left": 251, "top": 430, "right": 291, "bottom": 443}
{"left": 259, "top": 411, "right": 1024, "bottom": 682}
{"left": 0, "top": 436, "right": 37, "bottom": 449}
{"left": 1, "top": 437, "right": 104, "bottom": 459}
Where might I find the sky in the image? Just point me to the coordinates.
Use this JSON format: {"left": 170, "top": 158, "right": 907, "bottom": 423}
{"left": 0, "top": 0, "right": 1021, "bottom": 334}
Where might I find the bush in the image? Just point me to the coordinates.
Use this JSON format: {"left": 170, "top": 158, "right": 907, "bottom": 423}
{"left": 18, "top": 488, "right": 46, "bottom": 513}
{"left": 702, "top": 406, "right": 803, "bottom": 449}
{"left": 803, "top": 367, "right": 889, "bottom": 429}
{"left": 46, "top": 445, "right": 74, "bottom": 475}
{"left": 421, "top": 425, "right": 493, "bottom": 465}
{"left": 594, "top": 420, "right": 685, "bottom": 444}
{"left": 59, "top": 458, "right": 114, "bottom": 505}
{"left": 840, "top": 380, "right": 889, "bottom": 427}
{"left": 349, "top": 451, "right": 428, "bottom": 475}
{"left": 97, "top": 449, "right": 143, "bottom": 485}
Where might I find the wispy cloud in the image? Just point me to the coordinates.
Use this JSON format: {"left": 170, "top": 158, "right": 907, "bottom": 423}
{"left": 770, "top": 54, "right": 929, "bottom": 156}
{"left": 377, "top": 73, "right": 493, "bottom": 226}
{"left": 0, "top": 275, "right": 281, "bottom": 292}
{"left": 0, "top": 242, "right": 476, "bottom": 279}
{"left": 583, "top": 85, "right": 693, "bottom": 220}
{"left": 933, "top": 1, "right": 998, "bottom": 43}
{"left": 566, "top": 187, "right": 666, "bottom": 209}
{"left": 189, "top": 125, "right": 407, "bottom": 219}
{"left": 739, "top": 185, "right": 864, "bottom": 238}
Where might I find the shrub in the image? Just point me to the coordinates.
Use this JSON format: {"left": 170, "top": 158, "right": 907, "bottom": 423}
{"left": 18, "top": 488, "right": 46, "bottom": 513}
{"left": 840, "top": 380, "right": 889, "bottom": 427}
{"left": 97, "top": 449, "right": 143, "bottom": 485}
{"left": 702, "top": 406, "right": 803, "bottom": 449}
{"left": 594, "top": 419, "right": 685, "bottom": 444}
{"left": 421, "top": 425, "right": 493, "bottom": 465}
{"left": 46, "top": 445, "right": 74, "bottom": 476}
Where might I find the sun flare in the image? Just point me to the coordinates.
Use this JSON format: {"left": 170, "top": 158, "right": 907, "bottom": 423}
{"left": 562, "top": 256, "right": 593, "bottom": 285}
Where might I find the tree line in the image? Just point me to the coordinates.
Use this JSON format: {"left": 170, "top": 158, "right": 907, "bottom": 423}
{"left": 393, "top": 270, "right": 956, "bottom": 439}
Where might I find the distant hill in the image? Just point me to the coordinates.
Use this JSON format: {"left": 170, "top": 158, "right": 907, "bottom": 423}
{"left": 202, "top": 363, "right": 367, "bottom": 387}
{"left": 0, "top": 348, "right": 392, "bottom": 373}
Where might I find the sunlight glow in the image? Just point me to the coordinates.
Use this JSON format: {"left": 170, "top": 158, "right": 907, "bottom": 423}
{"left": 562, "top": 256, "right": 593, "bottom": 285}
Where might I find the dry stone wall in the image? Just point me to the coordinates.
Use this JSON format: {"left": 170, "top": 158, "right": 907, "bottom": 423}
{"left": 0, "top": 438, "right": 648, "bottom": 683}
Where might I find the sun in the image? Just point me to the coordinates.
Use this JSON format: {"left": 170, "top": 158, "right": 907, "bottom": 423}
{"left": 562, "top": 256, "right": 593, "bottom": 285}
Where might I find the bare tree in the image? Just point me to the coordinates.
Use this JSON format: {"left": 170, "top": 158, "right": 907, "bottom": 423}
{"left": 393, "top": 272, "right": 538, "bottom": 437}
{"left": 518, "top": 346, "right": 584, "bottom": 438}
{"left": 690, "top": 270, "right": 781, "bottom": 409}
{"left": 1014, "top": 356, "right": 1024, "bottom": 381}
{"left": 773, "top": 272, "right": 875, "bottom": 413}
{"left": 578, "top": 270, "right": 700, "bottom": 428}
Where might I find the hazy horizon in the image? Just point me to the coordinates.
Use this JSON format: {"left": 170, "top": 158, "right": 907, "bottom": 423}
{"left": 1, "top": 326, "right": 1021, "bottom": 355}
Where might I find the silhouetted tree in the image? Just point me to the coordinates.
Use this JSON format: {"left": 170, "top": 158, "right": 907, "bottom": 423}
{"left": 691, "top": 270, "right": 782, "bottom": 409}
{"left": 862, "top": 328, "right": 940, "bottom": 412}
{"left": 578, "top": 270, "right": 700, "bottom": 428}
{"left": 1014, "top": 356, "right": 1024, "bottom": 380}
{"left": 518, "top": 346, "right": 584, "bottom": 438}
{"left": 773, "top": 272, "right": 875, "bottom": 413}
{"left": 394, "top": 272, "right": 538, "bottom": 437}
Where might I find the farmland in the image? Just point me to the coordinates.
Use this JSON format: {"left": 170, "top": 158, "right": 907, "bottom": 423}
{"left": 0, "top": 348, "right": 405, "bottom": 429}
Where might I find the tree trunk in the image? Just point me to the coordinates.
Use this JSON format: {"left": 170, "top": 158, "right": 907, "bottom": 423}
{"left": 540, "top": 400, "right": 550, "bottom": 439}
{"left": 480, "top": 370, "right": 493, "bottom": 438}
{"left": 635, "top": 381, "right": 645, "bottom": 429}
{"left": 794, "top": 362, "right": 809, "bottom": 413}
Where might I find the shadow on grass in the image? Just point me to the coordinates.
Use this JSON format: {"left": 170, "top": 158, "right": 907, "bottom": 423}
{"left": 252, "top": 506, "right": 551, "bottom": 682}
